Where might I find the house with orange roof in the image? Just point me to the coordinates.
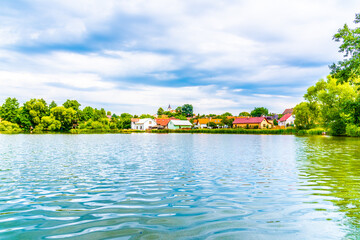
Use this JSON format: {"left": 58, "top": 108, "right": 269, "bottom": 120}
{"left": 233, "top": 117, "right": 273, "bottom": 129}
{"left": 154, "top": 118, "right": 172, "bottom": 129}
{"left": 194, "top": 118, "right": 209, "bottom": 128}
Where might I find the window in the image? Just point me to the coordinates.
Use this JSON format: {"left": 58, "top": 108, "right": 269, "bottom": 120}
{"left": 149, "top": 121, "right": 152, "bottom": 124}
{"left": 263, "top": 124, "right": 266, "bottom": 127}
{"left": 140, "top": 126, "right": 142, "bottom": 130}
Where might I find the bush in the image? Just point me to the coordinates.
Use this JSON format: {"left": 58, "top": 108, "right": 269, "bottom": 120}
{"left": 0, "top": 121, "right": 23, "bottom": 133}
{"left": 346, "top": 124, "right": 360, "bottom": 137}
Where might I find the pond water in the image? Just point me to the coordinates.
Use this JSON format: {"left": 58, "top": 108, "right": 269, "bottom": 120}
{"left": 0, "top": 134, "right": 360, "bottom": 239}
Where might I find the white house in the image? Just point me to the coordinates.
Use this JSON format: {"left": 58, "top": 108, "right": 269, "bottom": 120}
{"left": 131, "top": 118, "right": 157, "bottom": 130}
{"left": 279, "top": 113, "right": 295, "bottom": 127}
{"left": 168, "top": 120, "right": 192, "bottom": 129}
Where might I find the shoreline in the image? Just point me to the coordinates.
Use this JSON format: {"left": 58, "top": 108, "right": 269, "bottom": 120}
{"left": 0, "top": 128, "right": 325, "bottom": 136}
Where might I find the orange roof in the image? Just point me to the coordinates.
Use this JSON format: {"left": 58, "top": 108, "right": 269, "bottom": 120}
{"left": 155, "top": 118, "right": 171, "bottom": 126}
{"left": 131, "top": 118, "right": 140, "bottom": 122}
{"left": 197, "top": 119, "right": 209, "bottom": 124}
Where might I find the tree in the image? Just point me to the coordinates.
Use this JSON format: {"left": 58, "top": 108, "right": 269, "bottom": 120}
{"left": 250, "top": 107, "right": 268, "bottom": 117}
{"left": 140, "top": 114, "right": 153, "bottom": 119}
{"left": 181, "top": 104, "right": 193, "bottom": 117}
{"left": 22, "top": 98, "right": 49, "bottom": 126}
{"left": 293, "top": 102, "right": 314, "bottom": 129}
{"left": 121, "top": 113, "right": 133, "bottom": 118}
{"left": 273, "top": 119, "right": 278, "bottom": 126}
{"left": 107, "top": 111, "right": 111, "bottom": 116}
{"left": 157, "top": 107, "right": 164, "bottom": 116}
{"left": 0, "top": 97, "right": 19, "bottom": 123}
{"left": 239, "top": 112, "right": 250, "bottom": 117}
{"left": 63, "top": 100, "right": 81, "bottom": 111}
{"left": 221, "top": 112, "right": 232, "bottom": 117}
{"left": 49, "top": 101, "right": 57, "bottom": 110}
{"left": 82, "top": 106, "right": 94, "bottom": 121}
{"left": 176, "top": 106, "right": 182, "bottom": 113}
{"left": 51, "top": 106, "right": 77, "bottom": 130}
{"left": 330, "top": 13, "right": 360, "bottom": 83}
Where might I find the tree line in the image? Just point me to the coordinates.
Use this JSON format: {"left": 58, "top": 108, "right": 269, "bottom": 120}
{"left": 294, "top": 13, "right": 360, "bottom": 136}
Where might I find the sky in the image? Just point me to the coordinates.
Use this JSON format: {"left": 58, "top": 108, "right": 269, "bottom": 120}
{"left": 0, "top": 0, "right": 359, "bottom": 115}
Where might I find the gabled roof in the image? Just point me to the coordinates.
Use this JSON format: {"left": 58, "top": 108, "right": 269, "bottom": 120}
{"left": 233, "top": 117, "right": 266, "bottom": 124}
{"left": 279, "top": 113, "right": 292, "bottom": 122}
{"left": 210, "top": 119, "right": 222, "bottom": 123}
{"left": 155, "top": 118, "right": 171, "bottom": 126}
{"left": 135, "top": 118, "right": 154, "bottom": 124}
{"left": 197, "top": 119, "right": 209, "bottom": 124}
{"left": 170, "top": 120, "right": 192, "bottom": 126}
{"left": 282, "top": 108, "right": 293, "bottom": 115}
{"left": 131, "top": 118, "right": 139, "bottom": 122}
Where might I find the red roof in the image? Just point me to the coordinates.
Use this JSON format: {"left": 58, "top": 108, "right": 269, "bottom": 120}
{"left": 131, "top": 118, "right": 139, "bottom": 122}
{"left": 155, "top": 118, "right": 171, "bottom": 126}
{"left": 233, "top": 117, "right": 266, "bottom": 124}
{"left": 282, "top": 108, "right": 293, "bottom": 115}
{"left": 279, "top": 113, "right": 292, "bottom": 122}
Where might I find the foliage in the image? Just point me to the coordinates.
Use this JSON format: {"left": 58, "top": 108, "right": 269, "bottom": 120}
{"left": 63, "top": 99, "right": 81, "bottom": 111}
{"left": 295, "top": 75, "right": 358, "bottom": 135}
{"left": 330, "top": 13, "right": 360, "bottom": 84}
{"left": 0, "top": 120, "right": 22, "bottom": 133}
{"left": 181, "top": 104, "right": 193, "bottom": 116}
{"left": 140, "top": 114, "right": 154, "bottom": 119}
{"left": 157, "top": 107, "right": 164, "bottom": 116}
{"left": 250, "top": 107, "right": 268, "bottom": 117}
{"left": 49, "top": 101, "right": 57, "bottom": 109}
{"left": 51, "top": 106, "right": 77, "bottom": 131}
{"left": 221, "top": 112, "right": 232, "bottom": 117}
{"left": 239, "top": 112, "right": 250, "bottom": 117}
{"left": 273, "top": 119, "right": 278, "bottom": 126}
{"left": 23, "top": 98, "right": 49, "bottom": 127}
{"left": 0, "top": 97, "right": 19, "bottom": 123}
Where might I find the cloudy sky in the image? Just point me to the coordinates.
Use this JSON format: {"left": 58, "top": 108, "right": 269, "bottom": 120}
{"left": 0, "top": 0, "right": 359, "bottom": 115}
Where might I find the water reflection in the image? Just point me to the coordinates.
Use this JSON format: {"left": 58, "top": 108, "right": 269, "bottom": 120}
{"left": 296, "top": 136, "right": 360, "bottom": 239}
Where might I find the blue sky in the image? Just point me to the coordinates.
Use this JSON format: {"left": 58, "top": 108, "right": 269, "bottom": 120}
{"left": 0, "top": 0, "right": 359, "bottom": 115}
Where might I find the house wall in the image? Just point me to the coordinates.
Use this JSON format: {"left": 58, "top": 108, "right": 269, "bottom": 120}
{"left": 279, "top": 115, "right": 295, "bottom": 127}
{"left": 233, "top": 120, "right": 272, "bottom": 129}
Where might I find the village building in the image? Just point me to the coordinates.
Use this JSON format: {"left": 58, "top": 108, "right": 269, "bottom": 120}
{"left": 167, "top": 104, "right": 176, "bottom": 113}
{"left": 194, "top": 118, "right": 209, "bottom": 128}
{"left": 131, "top": 118, "right": 156, "bottom": 130}
{"left": 233, "top": 117, "right": 273, "bottom": 129}
{"left": 154, "top": 118, "right": 171, "bottom": 129}
{"left": 168, "top": 120, "right": 192, "bottom": 129}
{"left": 279, "top": 113, "right": 295, "bottom": 127}
{"left": 282, "top": 108, "right": 293, "bottom": 115}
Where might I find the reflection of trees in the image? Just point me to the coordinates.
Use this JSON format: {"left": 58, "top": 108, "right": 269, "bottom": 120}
{"left": 296, "top": 136, "right": 360, "bottom": 237}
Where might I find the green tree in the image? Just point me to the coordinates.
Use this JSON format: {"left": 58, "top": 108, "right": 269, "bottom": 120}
{"left": 330, "top": 13, "right": 360, "bottom": 83}
{"left": 181, "top": 104, "right": 193, "bottom": 117}
{"left": 22, "top": 98, "right": 49, "bottom": 126}
{"left": 0, "top": 97, "right": 19, "bottom": 123}
{"left": 294, "top": 102, "right": 314, "bottom": 129}
{"left": 221, "top": 112, "right": 232, "bottom": 117}
{"left": 157, "top": 107, "right": 164, "bottom": 116}
{"left": 250, "top": 107, "right": 268, "bottom": 117}
{"left": 51, "top": 106, "right": 77, "bottom": 130}
{"left": 49, "top": 101, "right": 57, "bottom": 110}
{"left": 82, "top": 106, "right": 94, "bottom": 121}
{"left": 239, "top": 112, "right": 250, "bottom": 117}
{"left": 63, "top": 99, "right": 81, "bottom": 111}
{"left": 140, "top": 114, "right": 154, "bottom": 119}
{"left": 176, "top": 106, "right": 182, "bottom": 113}
{"left": 35, "top": 116, "right": 61, "bottom": 131}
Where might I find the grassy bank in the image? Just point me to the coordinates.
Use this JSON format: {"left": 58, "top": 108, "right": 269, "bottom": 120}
{"left": 0, "top": 123, "right": 326, "bottom": 136}
{"left": 151, "top": 128, "right": 300, "bottom": 135}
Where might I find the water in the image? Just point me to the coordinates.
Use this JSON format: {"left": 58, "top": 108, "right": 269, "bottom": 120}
{"left": 0, "top": 134, "right": 359, "bottom": 239}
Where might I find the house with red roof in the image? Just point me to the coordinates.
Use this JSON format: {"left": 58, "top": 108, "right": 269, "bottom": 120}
{"left": 155, "top": 118, "right": 172, "bottom": 129}
{"left": 233, "top": 117, "right": 273, "bottom": 129}
{"left": 279, "top": 113, "right": 295, "bottom": 127}
{"left": 282, "top": 108, "right": 293, "bottom": 115}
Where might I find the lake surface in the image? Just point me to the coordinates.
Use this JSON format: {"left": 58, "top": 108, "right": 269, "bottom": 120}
{"left": 0, "top": 134, "right": 360, "bottom": 239}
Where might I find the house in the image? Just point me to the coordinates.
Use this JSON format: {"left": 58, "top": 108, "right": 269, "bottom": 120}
{"left": 194, "top": 118, "right": 209, "bottom": 128}
{"left": 279, "top": 113, "right": 295, "bottom": 127}
{"left": 168, "top": 120, "right": 192, "bottom": 129}
{"left": 155, "top": 118, "right": 171, "bottom": 129}
{"left": 233, "top": 117, "right": 273, "bottom": 129}
{"left": 131, "top": 118, "right": 156, "bottom": 130}
{"left": 131, "top": 118, "right": 140, "bottom": 129}
{"left": 282, "top": 108, "right": 293, "bottom": 115}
